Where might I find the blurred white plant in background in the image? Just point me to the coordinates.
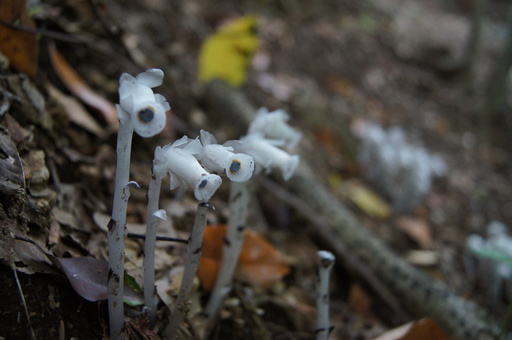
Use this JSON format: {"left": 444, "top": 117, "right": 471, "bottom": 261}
{"left": 357, "top": 122, "right": 446, "bottom": 214}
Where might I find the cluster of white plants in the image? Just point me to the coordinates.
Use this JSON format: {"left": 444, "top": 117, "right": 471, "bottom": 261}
{"left": 357, "top": 122, "right": 446, "bottom": 214}
{"left": 108, "top": 69, "right": 310, "bottom": 339}
{"left": 202, "top": 107, "right": 302, "bottom": 320}
{"left": 465, "top": 221, "right": 512, "bottom": 309}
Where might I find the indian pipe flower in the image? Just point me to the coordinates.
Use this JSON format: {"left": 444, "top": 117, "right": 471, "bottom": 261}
{"left": 234, "top": 133, "right": 299, "bottom": 181}
{"left": 117, "top": 68, "right": 170, "bottom": 137}
{"left": 155, "top": 136, "right": 222, "bottom": 201}
{"left": 197, "top": 130, "right": 255, "bottom": 182}
{"left": 248, "top": 108, "right": 302, "bottom": 149}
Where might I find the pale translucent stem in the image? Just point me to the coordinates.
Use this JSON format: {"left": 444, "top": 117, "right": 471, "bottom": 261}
{"left": 165, "top": 202, "right": 210, "bottom": 339}
{"left": 143, "top": 168, "right": 163, "bottom": 327}
{"left": 316, "top": 250, "right": 335, "bottom": 340}
{"left": 108, "top": 120, "right": 134, "bottom": 340}
{"left": 204, "top": 181, "right": 249, "bottom": 318}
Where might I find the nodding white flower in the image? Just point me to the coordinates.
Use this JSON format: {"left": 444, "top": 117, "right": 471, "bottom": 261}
{"left": 118, "top": 68, "right": 170, "bottom": 137}
{"left": 155, "top": 136, "right": 222, "bottom": 201}
{"left": 236, "top": 133, "right": 299, "bottom": 181}
{"left": 197, "top": 130, "right": 254, "bottom": 182}
{"left": 248, "top": 108, "right": 302, "bottom": 149}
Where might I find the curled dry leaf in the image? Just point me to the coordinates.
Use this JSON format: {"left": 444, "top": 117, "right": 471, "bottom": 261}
{"left": 48, "top": 41, "right": 118, "bottom": 131}
{"left": 197, "top": 225, "right": 291, "bottom": 291}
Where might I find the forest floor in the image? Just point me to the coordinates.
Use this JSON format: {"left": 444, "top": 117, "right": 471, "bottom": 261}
{"left": 1, "top": 0, "right": 512, "bottom": 339}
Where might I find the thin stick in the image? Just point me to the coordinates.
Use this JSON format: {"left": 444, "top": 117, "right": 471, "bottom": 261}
{"left": 108, "top": 118, "right": 134, "bottom": 339}
{"left": 203, "top": 181, "right": 249, "bottom": 319}
{"left": 165, "top": 202, "right": 211, "bottom": 339}
{"left": 127, "top": 233, "right": 188, "bottom": 244}
{"left": 12, "top": 264, "right": 36, "bottom": 340}
{"left": 143, "top": 168, "right": 164, "bottom": 327}
{"left": 316, "top": 251, "right": 335, "bottom": 340}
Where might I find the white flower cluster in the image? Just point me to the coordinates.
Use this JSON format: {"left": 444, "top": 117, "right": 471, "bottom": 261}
{"left": 357, "top": 122, "right": 445, "bottom": 214}
{"left": 117, "top": 69, "right": 170, "bottom": 137}
{"left": 465, "top": 221, "right": 512, "bottom": 308}
{"left": 230, "top": 108, "right": 301, "bottom": 181}
{"left": 153, "top": 131, "right": 255, "bottom": 201}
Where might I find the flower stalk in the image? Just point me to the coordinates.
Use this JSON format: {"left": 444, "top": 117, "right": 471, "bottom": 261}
{"left": 165, "top": 202, "right": 212, "bottom": 339}
{"left": 108, "top": 69, "right": 169, "bottom": 339}
{"left": 316, "top": 250, "right": 335, "bottom": 340}
{"left": 203, "top": 181, "right": 250, "bottom": 319}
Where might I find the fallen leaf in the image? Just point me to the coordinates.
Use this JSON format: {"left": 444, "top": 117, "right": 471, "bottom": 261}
{"left": 348, "top": 282, "right": 374, "bottom": 319}
{"left": 198, "top": 15, "right": 259, "bottom": 87}
{"left": 405, "top": 250, "right": 438, "bottom": 266}
{"left": 197, "top": 225, "right": 290, "bottom": 291}
{"left": 47, "top": 83, "right": 106, "bottom": 136}
{"left": 13, "top": 236, "right": 142, "bottom": 304}
{"left": 0, "top": 0, "right": 39, "bottom": 78}
{"left": 372, "top": 318, "right": 453, "bottom": 340}
{"left": 48, "top": 41, "right": 118, "bottom": 131}
{"left": 395, "top": 217, "right": 433, "bottom": 249}
{"left": 344, "top": 181, "right": 391, "bottom": 219}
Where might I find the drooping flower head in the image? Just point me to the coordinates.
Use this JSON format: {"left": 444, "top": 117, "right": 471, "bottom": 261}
{"left": 117, "top": 69, "right": 170, "bottom": 137}
{"left": 248, "top": 108, "right": 302, "bottom": 149}
{"left": 197, "top": 130, "right": 254, "bottom": 182}
{"left": 155, "top": 136, "right": 222, "bottom": 201}
{"left": 235, "top": 133, "right": 299, "bottom": 181}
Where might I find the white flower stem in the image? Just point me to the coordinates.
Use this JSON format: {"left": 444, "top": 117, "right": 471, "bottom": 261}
{"left": 143, "top": 167, "right": 164, "bottom": 327}
{"left": 165, "top": 202, "right": 211, "bottom": 339}
{"left": 203, "top": 181, "right": 249, "bottom": 319}
{"left": 108, "top": 119, "right": 134, "bottom": 340}
{"left": 316, "top": 250, "right": 335, "bottom": 340}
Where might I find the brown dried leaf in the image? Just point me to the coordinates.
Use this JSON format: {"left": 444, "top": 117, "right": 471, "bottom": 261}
{"left": 0, "top": 0, "right": 39, "bottom": 77}
{"left": 395, "top": 217, "right": 433, "bottom": 249}
{"left": 48, "top": 42, "right": 118, "bottom": 131}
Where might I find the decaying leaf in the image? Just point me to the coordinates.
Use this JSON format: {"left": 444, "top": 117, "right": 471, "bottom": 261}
{"left": 13, "top": 236, "right": 142, "bottom": 304}
{"left": 372, "top": 318, "right": 453, "bottom": 340}
{"left": 197, "top": 225, "right": 290, "bottom": 291}
{"left": 342, "top": 180, "right": 391, "bottom": 219}
{"left": 395, "top": 217, "right": 433, "bottom": 249}
{"left": 47, "top": 83, "right": 106, "bottom": 136}
{"left": 0, "top": 0, "right": 39, "bottom": 78}
{"left": 198, "top": 15, "right": 259, "bottom": 87}
{"left": 48, "top": 42, "right": 118, "bottom": 131}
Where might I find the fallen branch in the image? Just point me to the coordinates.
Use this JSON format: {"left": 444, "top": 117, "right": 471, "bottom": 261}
{"left": 204, "top": 79, "right": 507, "bottom": 340}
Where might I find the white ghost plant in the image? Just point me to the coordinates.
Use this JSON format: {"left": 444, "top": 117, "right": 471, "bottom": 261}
{"left": 109, "top": 69, "right": 169, "bottom": 340}
{"left": 143, "top": 136, "right": 222, "bottom": 324}
{"left": 197, "top": 130, "right": 254, "bottom": 182}
{"left": 117, "top": 68, "right": 170, "bottom": 137}
{"left": 236, "top": 133, "right": 299, "bottom": 181}
{"left": 248, "top": 107, "right": 302, "bottom": 149}
{"left": 156, "top": 136, "right": 222, "bottom": 201}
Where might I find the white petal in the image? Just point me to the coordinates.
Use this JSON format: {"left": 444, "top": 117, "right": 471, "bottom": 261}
{"left": 170, "top": 136, "right": 190, "bottom": 148}
{"left": 154, "top": 93, "right": 170, "bottom": 111}
{"left": 120, "top": 83, "right": 155, "bottom": 113}
{"left": 193, "top": 174, "right": 222, "bottom": 201}
{"left": 135, "top": 68, "right": 164, "bottom": 88}
{"left": 183, "top": 138, "right": 203, "bottom": 155}
{"left": 200, "top": 130, "right": 217, "bottom": 146}
{"left": 116, "top": 104, "right": 131, "bottom": 125}
{"left": 119, "top": 73, "right": 135, "bottom": 86}
{"left": 152, "top": 209, "right": 168, "bottom": 220}
{"left": 132, "top": 101, "right": 167, "bottom": 137}
{"left": 280, "top": 155, "right": 300, "bottom": 181}
{"left": 225, "top": 153, "right": 254, "bottom": 182}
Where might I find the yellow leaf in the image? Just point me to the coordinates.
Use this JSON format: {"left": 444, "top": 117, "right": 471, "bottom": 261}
{"left": 346, "top": 181, "right": 391, "bottom": 219}
{"left": 198, "top": 15, "right": 258, "bottom": 87}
